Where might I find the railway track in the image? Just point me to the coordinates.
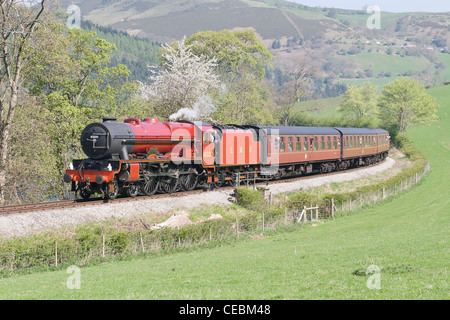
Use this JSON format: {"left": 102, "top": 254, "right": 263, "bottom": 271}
{"left": 0, "top": 159, "right": 387, "bottom": 216}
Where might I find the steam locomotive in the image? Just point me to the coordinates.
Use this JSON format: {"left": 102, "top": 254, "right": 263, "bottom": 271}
{"left": 63, "top": 117, "right": 390, "bottom": 199}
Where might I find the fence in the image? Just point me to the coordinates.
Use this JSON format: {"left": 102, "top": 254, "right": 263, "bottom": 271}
{"left": 334, "top": 161, "right": 430, "bottom": 213}
{"left": 0, "top": 162, "right": 430, "bottom": 273}
{"left": 0, "top": 221, "right": 235, "bottom": 271}
{"left": 285, "top": 199, "right": 334, "bottom": 223}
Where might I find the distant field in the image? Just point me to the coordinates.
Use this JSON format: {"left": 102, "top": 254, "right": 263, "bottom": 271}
{"left": 437, "top": 53, "right": 450, "bottom": 82}
{"left": 337, "top": 77, "right": 398, "bottom": 90}
{"left": 341, "top": 12, "right": 408, "bottom": 28}
{"left": 341, "top": 52, "right": 431, "bottom": 76}
{"left": 292, "top": 96, "right": 343, "bottom": 118}
{"left": 0, "top": 85, "right": 448, "bottom": 299}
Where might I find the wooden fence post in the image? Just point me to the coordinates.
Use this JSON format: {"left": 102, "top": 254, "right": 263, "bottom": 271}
{"left": 140, "top": 233, "right": 145, "bottom": 253}
{"left": 262, "top": 211, "right": 265, "bottom": 231}
{"left": 331, "top": 199, "right": 335, "bottom": 218}
{"left": 236, "top": 215, "right": 239, "bottom": 239}
{"left": 102, "top": 234, "right": 105, "bottom": 258}
{"left": 284, "top": 194, "right": 287, "bottom": 224}
{"left": 55, "top": 241, "right": 58, "bottom": 267}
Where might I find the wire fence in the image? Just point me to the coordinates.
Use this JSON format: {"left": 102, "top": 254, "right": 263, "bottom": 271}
{"left": 334, "top": 161, "right": 430, "bottom": 213}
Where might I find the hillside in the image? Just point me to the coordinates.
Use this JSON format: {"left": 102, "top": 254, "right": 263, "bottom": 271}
{"left": 60, "top": 0, "right": 450, "bottom": 99}
{"left": 61, "top": 0, "right": 348, "bottom": 42}
{"left": 60, "top": 0, "right": 450, "bottom": 46}
{"left": 81, "top": 20, "right": 161, "bottom": 82}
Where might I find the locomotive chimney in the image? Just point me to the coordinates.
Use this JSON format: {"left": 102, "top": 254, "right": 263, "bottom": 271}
{"left": 102, "top": 117, "right": 117, "bottom": 122}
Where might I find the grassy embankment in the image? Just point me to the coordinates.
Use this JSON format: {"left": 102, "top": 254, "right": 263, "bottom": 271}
{"left": 0, "top": 86, "right": 448, "bottom": 299}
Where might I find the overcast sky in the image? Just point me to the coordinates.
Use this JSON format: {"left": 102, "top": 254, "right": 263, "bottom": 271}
{"left": 290, "top": 0, "right": 450, "bottom": 13}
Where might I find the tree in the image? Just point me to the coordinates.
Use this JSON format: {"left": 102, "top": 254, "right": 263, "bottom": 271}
{"left": 26, "top": 27, "right": 144, "bottom": 197}
{"left": 337, "top": 82, "right": 378, "bottom": 125}
{"left": 13, "top": 26, "right": 146, "bottom": 199}
{"left": 377, "top": 77, "right": 439, "bottom": 136}
{"left": 184, "top": 29, "right": 275, "bottom": 125}
{"left": 272, "top": 55, "right": 313, "bottom": 125}
{"left": 0, "top": 0, "right": 45, "bottom": 204}
{"left": 185, "top": 29, "right": 272, "bottom": 82}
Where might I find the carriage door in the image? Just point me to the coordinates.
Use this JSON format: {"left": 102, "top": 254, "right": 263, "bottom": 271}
{"left": 202, "top": 130, "right": 215, "bottom": 166}
{"left": 309, "top": 136, "right": 316, "bottom": 161}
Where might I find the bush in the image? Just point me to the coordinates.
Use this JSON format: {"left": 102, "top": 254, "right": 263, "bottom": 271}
{"left": 235, "top": 187, "right": 266, "bottom": 211}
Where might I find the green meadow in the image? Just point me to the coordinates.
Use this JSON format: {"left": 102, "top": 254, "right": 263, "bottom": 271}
{"left": 0, "top": 86, "right": 448, "bottom": 300}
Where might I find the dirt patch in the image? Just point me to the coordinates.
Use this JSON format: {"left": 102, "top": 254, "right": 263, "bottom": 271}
{"left": 150, "top": 211, "right": 223, "bottom": 230}
{"left": 251, "top": 234, "right": 267, "bottom": 239}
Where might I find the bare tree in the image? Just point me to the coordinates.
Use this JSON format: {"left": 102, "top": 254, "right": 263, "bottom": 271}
{"left": 273, "top": 54, "right": 313, "bottom": 125}
{"left": 0, "top": 0, "right": 45, "bottom": 204}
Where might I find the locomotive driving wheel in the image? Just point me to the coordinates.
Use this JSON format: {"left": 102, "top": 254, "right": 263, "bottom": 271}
{"left": 140, "top": 177, "right": 159, "bottom": 196}
{"left": 127, "top": 184, "right": 139, "bottom": 198}
{"left": 180, "top": 173, "right": 199, "bottom": 191}
{"left": 161, "top": 176, "right": 179, "bottom": 194}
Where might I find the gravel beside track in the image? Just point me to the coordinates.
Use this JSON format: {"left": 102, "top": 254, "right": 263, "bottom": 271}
{"left": 0, "top": 157, "right": 395, "bottom": 238}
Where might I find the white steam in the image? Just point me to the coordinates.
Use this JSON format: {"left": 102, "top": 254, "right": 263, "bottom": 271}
{"left": 169, "top": 96, "right": 216, "bottom": 121}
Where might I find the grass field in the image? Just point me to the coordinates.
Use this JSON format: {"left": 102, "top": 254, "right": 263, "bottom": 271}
{"left": 292, "top": 96, "right": 343, "bottom": 118}
{"left": 341, "top": 52, "right": 431, "bottom": 77}
{"left": 437, "top": 53, "right": 450, "bottom": 82}
{"left": 0, "top": 86, "right": 448, "bottom": 300}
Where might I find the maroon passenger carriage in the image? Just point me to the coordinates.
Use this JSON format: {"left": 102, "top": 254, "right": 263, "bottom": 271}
{"left": 64, "top": 117, "right": 390, "bottom": 200}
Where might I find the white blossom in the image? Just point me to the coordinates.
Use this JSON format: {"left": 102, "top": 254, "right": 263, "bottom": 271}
{"left": 146, "top": 37, "right": 220, "bottom": 119}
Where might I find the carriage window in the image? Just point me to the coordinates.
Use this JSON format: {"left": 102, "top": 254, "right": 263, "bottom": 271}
{"left": 296, "top": 137, "right": 302, "bottom": 151}
{"left": 320, "top": 137, "right": 325, "bottom": 150}
{"left": 346, "top": 136, "right": 349, "bottom": 149}
{"left": 304, "top": 137, "right": 309, "bottom": 151}
{"left": 333, "top": 136, "right": 337, "bottom": 149}
{"left": 288, "top": 137, "right": 294, "bottom": 152}
{"left": 350, "top": 136, "right": 353, "bottom": 148}
{"left": 314, "top": 137, "right": 318, "bottom": 151}
{"left": 327, "top": 137, "right": 331, "bottom": 150}
{"left": 280, "top": 137, "right": 285, "bottom": 152}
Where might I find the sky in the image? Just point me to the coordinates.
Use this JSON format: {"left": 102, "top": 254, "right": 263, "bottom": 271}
{"left": 290, "top": 0, "right": 450, "bottom": 13}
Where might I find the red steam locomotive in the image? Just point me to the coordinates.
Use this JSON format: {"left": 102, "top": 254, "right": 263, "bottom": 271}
{"left": 63, "top": 117, "right": 390, "bottom": 199}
